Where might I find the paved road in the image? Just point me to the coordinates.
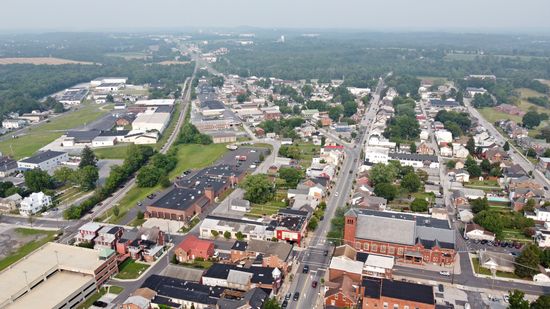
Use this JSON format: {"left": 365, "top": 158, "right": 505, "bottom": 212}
{"left": 463, "top": 98, "right": 550, "bottom": 198}
{"left": 287, "top": 78, "right": 385, "bottom": 309}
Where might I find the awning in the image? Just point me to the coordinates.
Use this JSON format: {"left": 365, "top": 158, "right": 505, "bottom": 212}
{"left": 404, "top": 250, "right": 423, "bottom": 258}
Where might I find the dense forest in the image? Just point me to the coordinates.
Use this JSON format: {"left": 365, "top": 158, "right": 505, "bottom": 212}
{"left": 211, "top": 33, "right": 550, "bottom": 88}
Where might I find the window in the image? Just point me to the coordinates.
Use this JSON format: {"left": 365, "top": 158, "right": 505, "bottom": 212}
{"left": 364, "top": 243, "right": 370, "bottom": 250}
{"left": 371, "top": 244, "right": 378, "bottom": 252}
{"left": 356, "top": 242, "right": 362, "bottom": 249}
{"left": 404, "top": 306, "right": 409, "bottom": 309}
{"left": 383, "top": 302, "right": 388, "bottom": 309}
{"left": 397, "top": 248, "right": 404, "bottom": 255}
{"left": 380, "top": 245, "right": 386, "bottom": 253}
{"left": 393, "top": 305, "right": 399, "bottom": 309}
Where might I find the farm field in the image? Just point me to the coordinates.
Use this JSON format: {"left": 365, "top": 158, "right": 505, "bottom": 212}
{"left": 0, "top": 57, "right": 95, "bottom": 65}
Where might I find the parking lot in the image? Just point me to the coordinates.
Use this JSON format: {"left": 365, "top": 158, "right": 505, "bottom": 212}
{"left": 463, "top": 237, "right": 523, "bottom": 255}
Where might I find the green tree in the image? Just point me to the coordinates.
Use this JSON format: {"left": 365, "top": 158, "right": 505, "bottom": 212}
{"left": 467, "top": 163, "right": 482, "bottom": 178}
{"left": 78, "top": 166, "right": 99, "bottom": 191}
{"left": 235, "top": 231, "right": 245, "bottom": 241}
{"left": 24, "top": 169, "right": 54, "bottom": 192}
{"left": 523, "top": 198, "right": 536, "bottom": 212}
{"left": 237, "top": 93, "right": 248, "bottom": 103}
{"left": 328, "top": 106, "right": 343, "bottom": 121}
{"left": 531, "top": 294, "right": 550, "bottom": 309}
{"left": 223, "top": 231, "right": 231, "bottom": 239}
{"left": 466, "top": 137, "right": 476, "bottom": 154}
{"left": 471, "top": 197, "right": 489, "bottom": 213}
{"left": 263, "top": 297, "right": 282, "bottom": 309}
{"left": 504, "top": 141, "right": 510, "bottom": 151}
{"left": 507, "top": 290, "right": 530, "bottom": 309}
{"left": 54, "top": 166, "right": 77, "bottom": 184}
{"left": 523, "top": 111, "right": 542, "bottom": 129}
{"left": 446, "top": 160, "right": 456, "bottom": 169}
{"left": 373, "top": 183, "right": 398, "bottom": 201}
{"left": 239, "top": 174, "right": 275, "bottom": 204}
{"left": 473, "top": 210, "right": 504, "bottom": 238}
{"left": 514, "top": 244, "right": 541, "bottom": 278}
{"left": 112, "top": 205, "right": 120, "bottom": 217}
{"left": 343, "top": 101, "right": 358, "bottom": 117}
{"left": 410, "top": 198, "right": 429, "bottom": 212}
{"left": 401, "top": 172, "right": 422, "bottom": 193}
{"left": 278, "top": 167, "right": 303, "bottom": 188}
{"left": 526, "top": 148, "right": 537, "bottom": 158}
{"left": 211, "top": 230, "right": 219, "bottom": 238}
{"left": 307, "top": 216, "right": 319, "bottom": 231}
{"left": 480, "top": 159, "right": 491, "bottom": 172}
{"left": 137, "top": 166, "right": 163, "bottom": 187}
{"left": 79, "top": 146, "right": 97, "bottom": 168}
{"left": 137, "top": 211, "right": 145, "bottom": 220}
{"left": 410, "top": 142, "right": 417, "bottom": 153}
{"left": 369, "top": 163, "right": 398, "bottom": 185}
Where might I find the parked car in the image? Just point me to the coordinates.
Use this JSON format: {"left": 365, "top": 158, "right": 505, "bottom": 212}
{"left": 312, "top": 281, "right": 318, "bottom": 288}
{"left": 324, "top": 250, "right": 329, "bottom": 256}
{"left": 293, "top": 292, "right": 300, "bottom": 301}
{"left": 281, "top": 300, "right": 288, "bottom": 309}
{"left": 303, "top": 265, "right": 309, "bottom": 273}
{"left": 439, "top": 271, "right": 450, "bottom": 276}
{"left": 438, "top": 284, "right": 444, "bottom": 292}
{"left": 285, "top": 293, "right": 291, "bottom": 301}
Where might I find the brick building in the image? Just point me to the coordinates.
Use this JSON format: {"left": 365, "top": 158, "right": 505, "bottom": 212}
{"left": 362, "top": 278, "right": 435, "bottom": 309}
{"left": 344, "top": 209, "right": 456, "bottom": 266}
{"left": 175, "top": 235, "right": 215, "bottom": 262}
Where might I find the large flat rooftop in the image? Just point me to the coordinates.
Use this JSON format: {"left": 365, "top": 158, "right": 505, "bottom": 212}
{"left": 0, "top": 242, "right": 108, "bottom": 307}
{"left": 5, "top": 271, "right": 94, "bottom": 309}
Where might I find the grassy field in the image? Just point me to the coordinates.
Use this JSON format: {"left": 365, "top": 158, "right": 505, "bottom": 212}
{"left": 0, "top": 103, "right": 109, "bottom": 159}
{"left": 0, "top": 228, "right": 58, "bottom": 271}
{"left": 108, "top": 285, "right": 124, "bottom": 294}
{"left": 105, "top": 52, "right": 147, "bottom": 60}
{"left": 502, "top": 229, "right": 531, "bottom": 242}
{"left": 294, "top": 141, "right": 320, "bottom": 169}
{"left": 182, "top": 259, "right": 213, "bottom": 269}
{"left": 94, "top": 144, "right": 131, "bottom": 159}
{"left": 472, "top": 257, "right": 521, "bottom": 279}
{"left": 154, "top": 103, "right": 182, "bottom": 151}
{"left": 115, "top": 259, "right": 150, "bottom": 279}
{"left": 105, "top": 143, "right": 228, "bottom": 224}
{"left": 444, "top": 53, "right": 547, "bottom": 62}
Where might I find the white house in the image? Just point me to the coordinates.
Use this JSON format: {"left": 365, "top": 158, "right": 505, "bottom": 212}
{"left": 465, "top": 223, "right": 496, "bottom": 241}
{"left": 454, "top": 169, "right": 470, "bottom": 183}
{"left": 230, "top": 199, "right": 251, "bottom": 212}
{"left": 452, "top": 144, "right": 470, "bottom": 159}
{"left": 92, "top": 136, "right": 117, "bottom": 147}
{"left": 440, "top": 146, "right": 453, "bottom": 157}
{"left": 19, "top": 192, "right": 52, "bottom": 216}
{"left": 364, "top": 147, "right": 389, "bottom": 164}
{"left": 527, "top": 208, "right": 550, "bottom": 222}
{"left": 388, "top": 153, "right": 439, "bottom": 169}
{"left": 435, "top": 130, "right": 453, "bottom": 145}
{"left": 2, "top": 119, "right": 27, "bottom": 129}
{"left": 281, "top": 138, "right": 293, "bottom": 145}
{"left": 17, "top": 150, "right": 69, "bottom": 174}
{"left": 419, "top": 130, "right": 429, "bottom": 141}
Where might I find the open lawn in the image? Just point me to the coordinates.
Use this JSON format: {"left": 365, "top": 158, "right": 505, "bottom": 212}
{"left": 502, "top": 229, "right": 531, "bottom": 242}
{"left": 115, "top": 259, "right": 150, "bottom": 279}
{"left": 0, "top": 103, "right": 109, "bottom": 159}
{"left": 182, "top": 259, "right": 213, "bottom": 269}
{"left": 108, "top": 285, "right": 124, "bottom": 294}
{"left": 478, "top": 107, "right": 522, "bottom": 124}
{"left": 294, "top": 142, "right": 320, "bottom": 168}
{"left": 0, "top": 228, "right": 58, "bottom": 271}
{"left": 94, "top": 144, "right": 131, "bottom": 159}
{"left": 472, "top": 257, "right": 521, "bottom": 279}
{"left": 106, "top": 143, "right": 228, "bottom": 224}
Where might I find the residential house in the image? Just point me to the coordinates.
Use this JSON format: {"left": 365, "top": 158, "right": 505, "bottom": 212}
{"left": 478, "top": 249, "right": 515, "bottom": 273}
{"left": 0, "top": 193, "right": 22, "bottom": 213}
{"left": 75, "top": 222, "right": 102, "bottom": 244}
{"left": 0, "top": 156, "right": 18, "bottom": 177}
{"left": 230, "top": 239, "right": 292, "bottom": 271}
{"left": 464, "top": 223, "right": 496, "bottom": 241}
{"left": 19, "top": 192, "right": 52, "bottom": 216}
{"left": 94, "top": 226, "right": 124, "bottom": 250}
{"left": 127, "top": 226, "right": 166, "bottom": 262}
{"left": 363, "top": 254, "right": 395, "bottom": 279}
{"left": 484, "top": 147, "right": 508, "bottom": 163}
{"left": 417, "top": 142, "right": 435, "bottom": 155}
{"left": 175, "top": 235, "right": 215, "bottom": 263}
{"left": 454, "top": 169, "right": 470, "bottom": 183}
{"left": 324, "top": 275, "right": 360, "bottom": 308}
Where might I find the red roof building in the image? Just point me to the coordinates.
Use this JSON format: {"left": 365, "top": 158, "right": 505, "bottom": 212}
{"left": 174, "top": 235, "right": 215, "bottom": 263}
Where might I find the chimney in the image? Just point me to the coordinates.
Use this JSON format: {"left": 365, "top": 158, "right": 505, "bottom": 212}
{"left": 204, "top": 187, "right": 215, "bottom": 201}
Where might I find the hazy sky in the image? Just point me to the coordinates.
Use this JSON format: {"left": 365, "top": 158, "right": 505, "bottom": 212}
{"left": 1, "top": 0, "right": 549, "bottom": 32}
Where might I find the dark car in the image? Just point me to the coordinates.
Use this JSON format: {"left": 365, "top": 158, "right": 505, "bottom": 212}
{"left": 293, "top": 292, "right": 300, "bottom": 301}
{"left": 480, "top": 240, "right": 488, "bottom": 245}
{"left": 438, "top": 284, "right": 444, "bottom": 293}
{"left": 303, "top": 265, "right": 309, "bottom": 273}
{"left": 93, "top": 301, "right": 108, "bottom": 308}
{"left": 281, "top": 300, "right": 288, "bottom": 308}
{"left": 285, "top": 293, "right": 292, "bottom": 301}
{"left": 324, "top": 250, "right": 329, "bottom": 256}
{"left": 312, "top": 281, "right": 318, "bottom": 288}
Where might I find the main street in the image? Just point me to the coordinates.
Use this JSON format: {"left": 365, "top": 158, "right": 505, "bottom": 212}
{"left": 287, "top": 78, "right": 385, "bottom": 309}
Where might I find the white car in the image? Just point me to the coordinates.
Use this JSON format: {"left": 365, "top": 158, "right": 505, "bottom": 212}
{"left": 334, "top": 192, "right": 339, "bottom": 197}
{"left": 439, "top": 271, "right": 450, "bottom": 276}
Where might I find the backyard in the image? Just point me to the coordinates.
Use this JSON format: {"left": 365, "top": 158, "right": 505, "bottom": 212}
{"left": 248, "top": 190, "right": 288, "bottom": 218}
{"left": 115, "top": 259, "right": 150, "bottom": 279}
{"left": 471, "top": 257, "right": 521, "bottom": 279}
{"left": 0, "top": 103, "right": 110, "bottom": 159}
